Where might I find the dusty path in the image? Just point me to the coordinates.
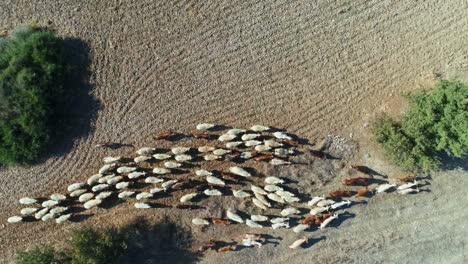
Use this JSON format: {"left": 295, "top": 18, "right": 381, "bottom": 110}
{"left": 1, "top": 0, "right": 468, "bottom": 263}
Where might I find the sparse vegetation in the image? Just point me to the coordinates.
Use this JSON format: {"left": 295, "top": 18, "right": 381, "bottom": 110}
{"left": 15, "top": 219, "right": 198, "bottom": 264}
{"left": 0, "top": 25, "right": 70, "bottom": 165}
{"left": 372, "top": 80, "right": 468, "bottom": 171}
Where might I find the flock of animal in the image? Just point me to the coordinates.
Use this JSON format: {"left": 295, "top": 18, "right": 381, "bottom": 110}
{"left": 7, "top": 124, "right": 424, "bottom": 252}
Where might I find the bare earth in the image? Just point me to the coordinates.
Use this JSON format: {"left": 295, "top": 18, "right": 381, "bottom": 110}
{"left": 1, "top": 0, "right": 468, "bottom": 263}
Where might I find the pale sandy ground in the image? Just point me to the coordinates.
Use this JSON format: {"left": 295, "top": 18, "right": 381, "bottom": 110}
{"left": 0, "top": 0, "right": 468, "bottom": 263}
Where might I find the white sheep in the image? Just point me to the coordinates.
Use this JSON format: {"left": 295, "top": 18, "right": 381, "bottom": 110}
{"left": 276, "top": 190, "right": 295, "bottom": 198}
{"left": 398, "top": 188, "right": 420, "bottom": 194}
{"left": 134, "top": 156, "right": 151, "bottom": 163}
{"left": 397, "top": 180, "right": 419, "bottom": 191}
{"left": 96, "top": 191, "right": 113, "bottom": 200}
{"left": 115, "top": 181, "right": 130, "bottom": 190}
{"left": 281, "top": 207, "right": 300, "bottom": 216}
{"left": 246, "top": 219, "right": 263, "bottom": 228}
{"left": 20, "top": 208, "right": 38, "bottom": 216}
{"left": 161, "top": 180, "right": 178, "bottom": 191}
{"left": 50, "top": 206, "right": 68, "bottom": 215}
{"left": 204, "top": 154, "right": 221, "bottom": 161}
{"left": 274, "top": 148, "right": 294, "bottom": 156}
{"left": 180, "top": 193, "right": 198, "bottom": 202}
{"left": 284, "top": 196, "right": 300, "bottom": 203}
{"left": 98, "top": 163, "right": 116, "bottom": 174}
{"left": 240, "top": 152, "right": 253, "bottom": 159}
{"left": 87, "top": 174, "right": 102, "bottom": 185}
{"left": 50, "top": 194, "right": 66, "bottom": 201}
{"left": 218, "top": 134, "right": 237, "bottom": 142}
{"left": 289, "top": 237, "right": 308, "bottom": 249}
{"left": 271, "top": 222, "right": 290, "bottom": 229}
{"left": 103, "top": 156, "right": 121, "bottom": 164}
{"left": 134, "top": 202, "right": 151, "bottom": 209}
{"left": 251, "top": 215, "right": 268, "bottom": 222}
{"left": 264, "top": 139, "right": 283, "bottom": 148}
{"left": 226, "top": 209, "right": 244, "bottom": 223}
{"left": 244, "top": 140, "right": 262, "bottom": 147}
{"left": 192, "top": 218, "right": 209, "bottom": 225}
{"left": 136, "top": 147, "right": 156, "bottom": 155}
{"left": 197, "top": 146, "right": 215, "bottom": 153}
{"left": 250, "top": 125, "right": 270, "bottom": 132}
{"left": 136, "top": 192, "right": 153, "bottom": 200}
{"left": 293, "top": 224, "right": 309, "bottom": 233}
{"left": 92, "top": 184, "right": 109, "bottom": 192}
{"left": 128, "top": 171, "right": 146, "bottom": 179}
{"left": 254, "top": 145, "right": 271, "bottom": 152}
{"left": 225, "top": 141, "right": 243, "bottom": 148}
{"left": 309, "top": 206, "right": 329, "bottom": 216}
{"left": 84, "top": 199, "right": 102, "bottom": 209}
{"left": 270, "top": 217, "right": 289, "bottom": 224}
{"left": 251, "top": 185, "right": 267, "bottom": 195}
{"left": 376, "top": 183, "right": 397, "bottom": 193}
{"left": 264, "top": 176, "right": 284, "bottom": 185}
{"left": 118, "top": 191, "right": 135, "bottom": 199}
{"left": 273, "top": 131, "right": 292, "bottom": 140}
{"left": 195, "top": 169, "right": 212, "bottom": 176}
{"left": 232, "top": 190, "right": 251, "bottom": 198}
{"left": 252, "top": 198, "right": 267, "bottom": 210}
{"left": 117, "top": 166, "right": 136, "bottom": 174}
{"left": 19, "top": 197, "right": 37, "bottom": 205}
{"left": 67, "top": 183, "right": 85, "bottom": 192}
{"left": 270, "top": 158, "right": 291, "bottom": 165}
{"left": 107, "top": 176, "right": 123, "bottom": 185}
{"left": 153, "top": 153, "right": 172, "bottom": 160}
{"left": 241, "top": 134, "right": 260, "bottom": 141}
{"left": 42, "top": 200, "right": 59, "bottom": 208}
{"left": 196, "top": 123, "right": 215, "bottom": 130}
{"left": 35, "top": 208, "right": 49, "bottom": 220}
{"left": 226, "top": 128, "right": 246, "bottom": 135}
{"left": 229, "top": 166, "right": 251, "bottom": 177}
{"left": 316, "top": 199, "right": 335, "bottom": 207}
{"left": 98, "top": 175, "right": 115, "bottom": 184}
{"left": 164, "top": 161, "right": 182, "bottom": 168}
{"left": 330, "top": 200, "right": 351, "bottom": 210}
{"left": 149, "top": 187, "right": 164, "bottom": 194}
{"left": 266, "top": 193, "right": 285, "bottom": 203}
{"left": 320, "top": 213, "right": 339, "bottom": 229}
{"left": 79, "top": 193, "right": 95, "bottom": 203}
{"left": 306, "top": 196, "right": 325, "bottom": 207}
{"left": 145, "top": 177, "right": 164, "bottom": 184}
{"left": 70, "top": 189, "right": 87, "bottom": 197}
{"left": 55, "top": 214, "right": 72, "bottom": 224}
{"left": 254, "top": 193, "right": 271, "bottom": 207}
{"left": 264, "top": 185, "right": 284, "bottom": 192}
{"left": 207, "top": 176, "right": 225, "bottom": 186}
{"left": 204, "top": 189, "right": 222, "bottom": 196}
{"left": 212, "top": 149, "right": 231, "bottom": 156}
{"left": 175, "top": 154, "right": 192, "bottom": 162}
{"left": 171, "top": 147, "right": 190, "bottom": 155}
{"left": 152, "top": 168, "right": 170, "bottom": 174}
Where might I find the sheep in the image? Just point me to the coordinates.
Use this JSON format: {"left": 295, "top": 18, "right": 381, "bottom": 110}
{"left": 196, "top": 123, "right": 215, "bottom": 130}
{"left": 136, "top": 147, "right": 156, "bottom": 155}
{"left": 270, "top": 158, "right": 291, "bottom": 165}
{"left": 281, "top": 207, "right": 300, "bottom": 216}
{"left": 252, "top": 198, "right": 267, "bottom": 210}
{"left": 218, "top": 245, "right": 237, "bottom": 253}
{"left": 309, "top": 206, "right": 329, "bottom": 216}
{"left": 251, "top": 215, "right": 269, "bottom": 222}
{"left": 267, "top": 193, "right": 285, "bottom": 203}
{"left": 206, "top": 176, "right": 225, "bottom": 186}
{"left": 35, "top": 208, "right": 49, "bottom": 220}
{"left": 134, "top": 156, "right": 151, "bottom": 163}
{"left": 273, "top": 131, "right": 292, "bottom": 140}
{"left": 50, "top": 194, "right": 66, "bottom": 202}
{"left": 118, "top": 191, "right": 135, "bottom": 199}
{"left": 84, "top": 199, "right": 102, "bottom": 209}
{"left": 67, "top": 182, "right": 86, "bottom": 192}
{"left": 246, "top": 219, "right": 263, "bottom": 228}
{"left": 242, "top": 237, "right": 263, "bottom": 247}
{"left": 171, "top": 147, "right": 190, "bottom": 155}
{"left": 213, "top": 149, "right": 231, "bottom": 156}
{"left": 226, "top": 141, "right": 243, "bottom": 148}
{"left": 293, "top": 224, "right": 310, "bottom": 233}
{"left": 376, "top": 183, "right": 397, "bottom": 193}
{"left": 87, "top": 174, "right": 102, "bottom": 185}
{"left": 164, "top": 161, "right": 182, "bottom": 168}
{"left": 180, "top": 193, "right": 198, "bottom": 202}
{"left": 136, "top": 192, "right": 153, "bottom": 200}
{"left": 264, "top": 176, "right": 284, "bottom": 185}
{"left": 284, "top": 196, "right": 300, "bottom": 203}
{"left": 241, "top": 134, "right": 260, "bottom": 141}
{"left": 254, "top": 145, "right": 271, "bottom": 152}
{"left": 145, "top": 177, "right": 164, "bottom": 184}
{"left": 96, "top": 191, "right": 113, "bottom": 200}
{"left": 250, "top": 125, "right": 270, "bottom": 132}
{"left": 276, "top": 190, "right": 295, "bottom": 198}
{"left": 79, "top": 193, "right": 95, "bottom": 203}
{"left": 19, "top": 197, "right": 37, "bottom": 205}
{"left": 152, "top": 168, "right": 170, "bottom": 174}
{"left": 289, "top": 237, "right": 308, "bottom": 249}
{"left": 271, "top": 222, "right": 290, "bottom": 229}
{"left": 270, "top": 217, "right": 289, "bottom": 224}
{"left": 251, "top": 185, "right": 267, "bottom": 195}
{"left": 218, "top": 134, "right": 237, "bottom": 142}
{"left": 198, "top": 146, "right": 215, "bottom": 153}
{"left": 50, "top": 206, "right": 68, "bottom": 215}
{"left": 150, "top": 187, "right": 164, "bottom": 194}
{"left": 244, "top": 140, "right": 262, "bottom": 147}
{"left": 128, "top": 171, "right": 146, "bottom": 179}
{"left": 330, "top": 200, "right": 351, "bottom": 210}
{"left": 103, "top": 156, "right": 121, "bottom": 164}
{"left": 232, "top": 190, "right": 251, "bottom": 198}
{"left": 41, "top": 213, "right": 55, "bottom": 222}
{"left": 204, "top": 189, "right": 222, "bottom": 196}
{"left": 42, "top": 200, "right": 59, "bottom": 208}
{"left": 204, "top": 154, "right": 221, "bottom": 161}
{"left": 99, "top": 175, "right": 115, "bottom": 184}
{"left": 274, "top": 148, "right": 294, "bottom": 156}
{"left": 264, "top": 185, "right": 284, "bottom": 192}
{"left": 264, "top": 139, "right": 283, "bottom": 148}
{"left": 117, "top": 166, "right": 137, "bottom": 174}
{"left": 175, "top": 154, "right": 192, "bottom": 162}
{"left": 227, "top": 209, "right": 244, "bottom": 223}
{"left": 92, "top": 184, "right": 109, "bottom": 192}
{"left": 20, "top": 208, "right": 38, "bottom": 216}
{"left": 229, "top": 166, "right": 251, "bottom": 177}
{"left": 316, "top": 199, "right": 335, "bottom": 207}
{"left": 192, "top": 218, "right": 210, "bottom": 225}
{"left": 240, "top": 152, "right": 253, "bottom": 159}
{"left": 162, "top": 180, "right": 178, "bottom": 191}
{"left": 307, "top": 196, "right": 325, "bottom": 207}
{"left": 107, "top": 176, "right": 123, "bottom": 185}
{"left": 227, "top": 128, "right": 246, "bottom": 135}
{"left": 153, "top": 153, "right": 172, "bottom": 160}
{"left": 98, "top": 163, "right": 116, "bottom": 174}
{"left": 134, "top": 202, "right": 151, "bottom": 209}
{"left": 195, "top": 169, "right": 212, "bottom": 176}
{"left": 254, "top": 193, "right": 271, "bottom": 207}
{"left": 320, "top": 213, "right": 339, "bottom": 229}
{"left": 397, "top": 180, "right": 419, "bottom": 191}
{"left": 55, "top": 214, "right": 72, "bottom": 224}
{"left": 70, "top": 189, "right": 87, "bottom": 197}
{"left": 398, "top": 188, "right": 420, "bottom": 194}
{"left": 116, "top": 181, "right": 130, "bottom": 190}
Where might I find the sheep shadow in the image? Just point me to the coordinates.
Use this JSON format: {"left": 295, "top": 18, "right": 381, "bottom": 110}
{"left": 302, "top": 236, "right": 326, "bottom": 249}
{"left": 330, "top": 212, "right": 356, "bottom": 228}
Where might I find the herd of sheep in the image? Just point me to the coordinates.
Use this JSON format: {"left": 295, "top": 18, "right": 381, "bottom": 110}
{"left": 7, "top": 124, "right": 424, "bottom": 251}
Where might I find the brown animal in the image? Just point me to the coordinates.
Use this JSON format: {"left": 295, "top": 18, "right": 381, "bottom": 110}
{"left": 314, "top": 212, "right": 333, "bottom": 224}
{"left": 354, "top": 187, "right": 373, "bottom": 197}
{"left": 194, "top": 133, "right": 217, "bottom": 140}
{"left": 329, "top": 190, "right": 356, "bottom": 199}
{"left": 154, "top": 131, "right": 173, "bottom": 140}
{"left": 398, "top": 174, "right": 417, "bottom": 183}
{"left": 310, "top": 150, "right": 326, "bottom": 159}
{"left": 254, "top": 153, "right": 274, "bottom": 162}
{"left": 343, "top": 177, "right": 371, "bottom": 186}
{"left": 172, "top": 180, "right": 190, "bottom": 190}
{"left": 284, "top": 139, "right": 300, "bottom": 145}
{"left": 300, "top": 215, "right": 318, "bottom": 225}
{"left": 196, "top": 240, "right": 216, "bottom": 252}
{"left": 218, "top": 245, "right": 236, "bottom": 253}
{"left": 221, "top": 172, "right": 240, "bottom": 183}
{"left": 212, "top": 218, "right": 231, "bottom": 225}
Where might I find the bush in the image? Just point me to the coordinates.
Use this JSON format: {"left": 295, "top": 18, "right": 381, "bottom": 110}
{"left": 0, "top": 25, "right": 69, "bottom": 165}
{"left": 15, "top": 245, "right": 68, "bottom": 264}
{"left": 372, "top": 80, "right": 468, "bottom": 171}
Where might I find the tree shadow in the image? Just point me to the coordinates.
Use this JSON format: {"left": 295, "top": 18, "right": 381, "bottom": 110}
{"left": 440, "top": 154, "right": 468, "bottom": 171}
{"left": 38, "top": 37, "right": 101, "bottom": 162}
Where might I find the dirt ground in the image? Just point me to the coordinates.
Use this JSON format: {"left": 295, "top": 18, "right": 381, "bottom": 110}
{"left": 1, "top": 0, "right": 468, "bottom": 263}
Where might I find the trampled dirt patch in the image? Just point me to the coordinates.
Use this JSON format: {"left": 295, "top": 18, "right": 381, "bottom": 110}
{"left": 1, "top": 0, "right": 468, "bottom": 263}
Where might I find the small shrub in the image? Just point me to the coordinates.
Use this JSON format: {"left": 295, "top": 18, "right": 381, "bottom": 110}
{"left": 15, "top": 245, "right": 68, "bottom": 264}
{"left": 372, "top": 80, "right": 468, "bottom": 171}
